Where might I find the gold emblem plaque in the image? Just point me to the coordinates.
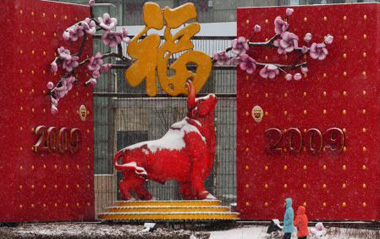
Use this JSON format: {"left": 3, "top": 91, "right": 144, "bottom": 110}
{"left": 79, "top": 105, "right": 87, "bottom": 121}
{"left": 251, "top": 105, "right": 264, "bottom": 123}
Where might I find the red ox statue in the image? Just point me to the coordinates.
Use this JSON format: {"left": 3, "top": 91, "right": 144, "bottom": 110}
{"left": 114, "top": 81, "right": 218, "bottom": 200}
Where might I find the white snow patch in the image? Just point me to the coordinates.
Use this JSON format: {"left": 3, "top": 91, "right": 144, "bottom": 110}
{"left": 221, "top": 194, "right": 237, "bottom": 199}
{"left": 126, "top": 118, "right": 205, "bottom": 153}
{"left": 209, "top": 225, "right": 267, "bottom": 239}
{"left": 119, "top": 161, "right": 147, "bottom": 175}
{"left": 310, "top": 222, "right": 327, "bottom": 238}
{"left": 195, "top": 94, "right": 215, "bottom": 102}
{"left": 192, "top": 119, "right": 202, "bottom": 127}
{"left": 205, "top": 193, "right": 217, "bottom": 200}
{"left": 272, "top": 219, "right": 283, "bottom": 229}
{"left": 267, "top": 64, "right": 278, "bottom": 70}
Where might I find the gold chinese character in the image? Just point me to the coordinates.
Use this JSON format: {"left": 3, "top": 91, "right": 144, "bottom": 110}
{"left": 125, "top": 2, "right": 212, "bottom": 96}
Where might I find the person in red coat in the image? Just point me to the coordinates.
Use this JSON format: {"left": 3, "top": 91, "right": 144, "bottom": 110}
{"left": 294, "top": 206, "right": 309, "bottom": 239}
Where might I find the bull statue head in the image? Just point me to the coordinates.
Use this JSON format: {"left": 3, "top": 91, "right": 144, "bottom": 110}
{"left": 186, "top": 80, "right": 218, "bottom": 121}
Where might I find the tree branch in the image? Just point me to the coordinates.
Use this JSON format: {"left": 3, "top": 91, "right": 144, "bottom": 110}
{"left": 248, "top": 33, "right": 280, "bottom": 47}
{"left": 256, "top": 62, "right": 307, "bottom": 70}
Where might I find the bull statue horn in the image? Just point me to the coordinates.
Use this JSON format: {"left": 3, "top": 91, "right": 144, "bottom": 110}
{"left": 186, "top": 80, "right": 196, "bottom": 109}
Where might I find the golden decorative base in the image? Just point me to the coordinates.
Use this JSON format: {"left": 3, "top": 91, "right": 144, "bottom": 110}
{"left": 98, "top": 200, "right": 239, "bottom": 222}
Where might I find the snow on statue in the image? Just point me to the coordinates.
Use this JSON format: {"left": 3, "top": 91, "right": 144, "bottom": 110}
{"left": 114, "top": 81, "right": 218, "bottom": 200}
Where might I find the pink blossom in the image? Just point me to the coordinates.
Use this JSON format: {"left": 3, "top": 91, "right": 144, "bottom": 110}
{"left": 259, "top": 64, "right": 279, "bottom": 79}
{"left": 238, "top": 53, "right": 256, "bottom": 74}
{"left": 51, "top": 97, "right": 58, "bottom": 106}
{"left": 72, "top": 25, "right": 85, "bottom": 41}
{"left": 286, "top": 8, "right": 294, "bottom": 16}
{"left": 231, "top": 36, "right": 249, "bottom": 55}
{"left": 213, "top": 51, "right": 230, "bottom": 66}
{"left": 285, "top": 74, "right": 292, "bottom": 81}
{"left": 64, "top": 79, "right": 74, "bottom": 91}
{"left": 55, "top": 81, "right": 68, "bottom": 93}
{"left": 54, "top": 77, "right": 76, "bottom": 99}
{"left": 63, "top": 20, "right": 96, "bottom": 40}
{"left": 50, "top": 62, "right": 58, "bottom": 72}
{"left": 56, "top": 91, "right": 66, "bottom": 99}
{"left": 86, "top": 78, "right": 97, "bottom": 86}
{"left": 304, "top": 33, "right": 312, "bottom": 43}
{"left": 324, "top": 34, "right": 334, "bottom": 44}
{"left": 67, "top": 76, "right": 76, "bottom": 84}
{"left": 89, "top": 0, "right": 95, "bottom": 6}
{"left": 121, "top": 28, "right": 130, "bottom": 43}
{"left": 101, "top": 63, "right": 113, "bottom": 73}
{"left": 62, "top": 31, "right": 70, "bottom": 41}
{"left": 88, "top": 52, "right": 103, "bottom": 73}
{"left": 301, "top": 46, "right": 308, "bottom": 54}
{"left": 92, "top": 70, "right": 101, "bottom": 79}
{"left": 274, "top": 32, "right": 299, "bottom": 55}
{"left": 293, "top": 73, "right": 302, "bottom": 80}
{"left": 254, "top": 24, "right": 261, "bottom": 33}
{"left": 274, "top": 16, "right": 288, "bottom": 34}
{"left": 101, "top": 31, "right": 122, "bottom": 48}
{"left": 310, "top": 43, "right": 328, "bottom": 60}
{"left": 57, "top": 47, "right": 71, "bottom": 60}
{"left": 62, "top": 55, "right": 79, "bottom": 72}
{"left": 47, "top": 81, "right": 54, "bottom": 89}
{"left": 51, "top": 105, "right": 58, "bottom": 114}
{"left": 301, "top": 66, "right": 308, "bottom": 74}
{"left": 83, "top": 18, "right": 96, "bottom": 35}
{"left": 64, "top": 25, "right": 85, "bottom": 42}
{"left": 98, "top": 13, "right": 117, "bottom": 30}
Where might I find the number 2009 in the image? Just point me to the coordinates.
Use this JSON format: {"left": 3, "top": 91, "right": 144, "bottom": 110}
{"left": 265, "top": 127, "right": 345, "bottom": 155}
{"left": 32, "top": 126, "right": 82, "bottom": 154}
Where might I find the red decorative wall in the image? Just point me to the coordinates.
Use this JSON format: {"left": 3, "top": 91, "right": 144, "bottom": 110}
{"left": 0, "top": 0, "right": 94, "bottom": 222}
{"left": 237, "top": 4, "right": 380, "bottom": 221}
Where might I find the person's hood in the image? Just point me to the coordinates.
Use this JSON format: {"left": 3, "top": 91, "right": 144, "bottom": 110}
{"left": 297, "top": 206, "right": 306, "bottom": 215}
{"left": 285, "top": 198, "right": 292, "bottom": 209}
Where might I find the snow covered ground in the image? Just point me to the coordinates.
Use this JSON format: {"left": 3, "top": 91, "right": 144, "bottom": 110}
{"left": 0, "top": 223, "right": 209, "bottom": 239}
{"left": 209, "top": 225, "right": 380, "bottom": 239}
{"left": 1, "top": 223, "right": 379, "bottom": 239}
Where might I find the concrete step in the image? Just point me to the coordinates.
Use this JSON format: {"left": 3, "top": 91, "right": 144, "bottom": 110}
{"left": 114, "top": 200, "right": 221, "bottom": 207}
{"left": 106, "top": 205, "right": 231, "bottom": 213}
{"left": 98, "top": 211, "right": 239, "bottom": 221}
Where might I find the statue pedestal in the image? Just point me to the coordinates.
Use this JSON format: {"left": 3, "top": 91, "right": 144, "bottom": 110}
{"left": 98, "top": 200, "right": 239, "bottom": 222}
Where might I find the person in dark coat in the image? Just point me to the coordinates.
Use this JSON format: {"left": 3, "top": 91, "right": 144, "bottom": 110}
{"left": 294, "top": 206, "right": 309, "bottom": 239}
{"left": 283, "top": 198, "right": 295, "bottom": 239}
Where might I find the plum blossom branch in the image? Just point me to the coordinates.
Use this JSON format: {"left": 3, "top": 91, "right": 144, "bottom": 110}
{"left": 213, "top": 8, "right": 333, "bottom": 81}
{"left": 46, "top": 4, "right": 334, "bottom": 115}
{"left": 47, "top": 0, "right": 131, "bottom": 114}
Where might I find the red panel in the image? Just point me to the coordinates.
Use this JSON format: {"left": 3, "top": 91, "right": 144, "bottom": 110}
{"left": 237, "top": 4, "right": 380, "bottom": 221}
{"left": 0, "top": 0, "right": 94, "bottom": 222}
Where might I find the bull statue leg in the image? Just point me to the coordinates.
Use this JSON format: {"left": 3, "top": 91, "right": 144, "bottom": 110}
{"left": 185, "top": 133, "right": 215, "bottom": 200}
{"left": 119, "top": 172, "right": 135, "bottom": 200}
{"left": 133, "top": 177, "right": 153, "bottom": 200}
{"left": 180, "top": 182, "right": 194, "bottom": 200}
{"left": 119, "top": 172, "right": 153, "bottom": 200}
{"left": 191, "top": 173, "right": 209, "bottom": 200}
